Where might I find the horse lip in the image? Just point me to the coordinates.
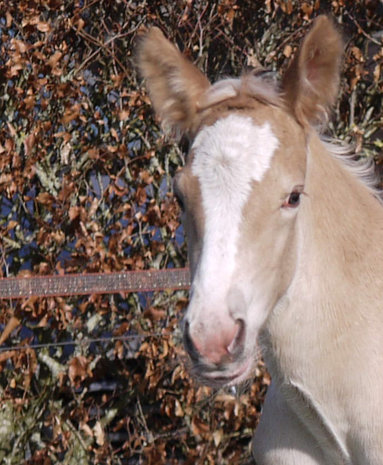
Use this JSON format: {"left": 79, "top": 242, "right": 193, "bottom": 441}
{"left": 196, "top": 358, "right": 251, "bottom": 386}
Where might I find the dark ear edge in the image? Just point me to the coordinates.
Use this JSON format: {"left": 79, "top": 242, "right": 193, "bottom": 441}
{"left": 282, "top": 15, "right": 344, "bottom": 126}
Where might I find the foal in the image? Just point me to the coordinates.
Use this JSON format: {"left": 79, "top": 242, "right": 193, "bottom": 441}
{"left": 137, "top": 16, "right": 383, "bottom": 465}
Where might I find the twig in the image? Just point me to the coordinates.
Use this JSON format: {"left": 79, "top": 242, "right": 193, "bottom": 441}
{"left": 73, "top": 29, "right": 132, "bottom": 75}
{"left": 66, "top": 418, "right": 90, "bottom": 454}
{"left": 0, "top": 333, "right": 165, "bottom": 353}
{"left": 136, "top": 395, "right": 154, "bottom": 443}
{"left": 349, "top": 88, "right": 356, "bottom": 128}
{"left": 346, "top": 13, "right": 382, "bottom": 46}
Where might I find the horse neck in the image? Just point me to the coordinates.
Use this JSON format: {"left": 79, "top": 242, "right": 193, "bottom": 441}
{"left": 299, "top": 131, "right": 383, "bottom": 288}
{"left": 263, "top": 131, "right": 383, "bottom": 382}
{"left": 273, "top": 130, "right": 383, "bottom": 352}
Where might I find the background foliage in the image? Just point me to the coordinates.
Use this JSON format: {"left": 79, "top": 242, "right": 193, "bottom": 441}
{"left": 0, "top": 1, "right": 382, "bottom": 463}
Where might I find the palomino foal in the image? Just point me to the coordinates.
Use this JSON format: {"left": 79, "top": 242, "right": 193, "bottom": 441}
{"left": 137, "top": 16, "right": 383, "bottom": 465}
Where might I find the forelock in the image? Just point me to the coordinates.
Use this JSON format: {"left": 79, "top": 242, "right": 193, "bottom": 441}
{"left": 196, "top": 72, "right": 282, "bottom": 112}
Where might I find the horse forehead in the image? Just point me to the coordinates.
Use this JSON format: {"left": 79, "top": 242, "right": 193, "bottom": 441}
{"left": 186, "top": 113, "right": 280, "bottom": 297}
{"left": 191, "top": 113, "right": 279, "bottom": 188}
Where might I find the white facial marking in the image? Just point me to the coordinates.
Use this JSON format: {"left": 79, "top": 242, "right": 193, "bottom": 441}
{"left": 191, "top": 114, "right": 279, "bottom": 309}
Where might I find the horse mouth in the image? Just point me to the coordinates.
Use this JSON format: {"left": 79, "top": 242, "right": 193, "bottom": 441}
{"left": 192, "top": 358, "right": 252, "bottom": 388}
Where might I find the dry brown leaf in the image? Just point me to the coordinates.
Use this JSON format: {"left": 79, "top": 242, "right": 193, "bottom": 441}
{"left": 80, "top": 421, "right": 93, "bottom": 438}
{"left": 174, "top": 398, "right": 184, "bottom": 417}
{"left": 283, "top": 45, "right": 293, "bottom": 58}
{"left": 94, "top": 421, "right": 105, "bottom": 446}
{"left": 61, "top": 104, "right": 81, "bottom": 124}
{"left": 24, "top": 132, "right": 36, "bottom": 156}
{"left": 0, "top": 350, "right": 17, "bottom": 364}
{"left": 68, "top": 355, "right": 91, "bottom": 386}
{"left": 11, "top": 38, "right": 28, "bottom": 54}
{"left": 118, "top": 109, "right": 130, "bottom": 121}
{"left": 6, "top": 10, "right": 12, "bottom": 27}
{"left": 36, "top": 192, "right": 54, "bottom": 206}
{"left": 191, "top": 416, "right": 210, "bottom": 436}
{"left": 213, "top": 429, "right": 223, "bottom": 447}
{"left": 37, "top": 21, "right": 51, "bottom": 33}
{"left": 0, "top": 316, "right": 21, "bottom": 345}
{"left": 48, "top": 50, "right": 63, "bottom": 68}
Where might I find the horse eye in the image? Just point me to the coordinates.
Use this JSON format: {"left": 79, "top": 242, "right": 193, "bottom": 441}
{"left": 288, "top": 192, "right": 301, "bottom": 206}
{"left": 283, "top": 189, "right": 303, "bottom": 209}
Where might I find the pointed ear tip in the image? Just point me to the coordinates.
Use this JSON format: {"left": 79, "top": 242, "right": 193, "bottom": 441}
{"left": 146, "top": 26, "right": 165, "bottom": 39}
{"left": 313, "top": 14, "right": 333, "bottom": 25}
{"left": 311, "top": 15, "right": 343, "bottom": 40}
{"left": 312, "top": 14, "right": 335, "bottom": 28}
{"left": 302, "top": 15, "right": 344, "bottom": 61}
{"left": 135, "top": 27, "right": 167, "bottom": 69}
{"left": 136, "top": 27, "right": 166, "bottom": 50}
{"left": 140, "top": 26, "right": 165, "bottom": 41}
{"left": 282, "top": 15, "right": 344, "bottom": 125}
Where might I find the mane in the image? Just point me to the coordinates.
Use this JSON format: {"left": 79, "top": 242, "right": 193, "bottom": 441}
{"left": 323, "top": 138, "right": 381, "bottom": 199}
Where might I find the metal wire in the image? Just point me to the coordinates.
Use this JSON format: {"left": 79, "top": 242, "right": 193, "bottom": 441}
{"left": 0, "top": 268, "right": 189, "bottom": 352}
{"left": 0, "top": 333, "right": 166, "bottom": 353}
{"left": 0, "top": 268, "right": 191, "bottom": 299}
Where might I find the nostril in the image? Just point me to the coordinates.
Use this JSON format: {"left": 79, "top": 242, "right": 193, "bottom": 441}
{"left": 227, "top": 319, "right": 246, "bottom": 356}
{"left": 183, "top": 321, "right": 200, "bottom": 362}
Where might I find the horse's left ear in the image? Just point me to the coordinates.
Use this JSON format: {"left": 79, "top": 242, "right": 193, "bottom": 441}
{"left": 282, "top": 15, "right": 343, "bottom": 126}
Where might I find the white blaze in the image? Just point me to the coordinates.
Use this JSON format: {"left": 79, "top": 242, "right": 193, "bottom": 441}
{"left": 191, "top": 114, "right": 279, "bottom": 309}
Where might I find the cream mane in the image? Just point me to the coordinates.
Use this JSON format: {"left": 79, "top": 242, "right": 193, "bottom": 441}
{"left": 196, "top": 73, "right": 282, "bottom": 111}
{"left": 323, "top": 138, "right": 380, "bottom": 198}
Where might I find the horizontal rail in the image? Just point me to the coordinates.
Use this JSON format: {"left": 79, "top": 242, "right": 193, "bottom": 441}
{"left": 0, "top": 268, "right": 191, "bottom": 299}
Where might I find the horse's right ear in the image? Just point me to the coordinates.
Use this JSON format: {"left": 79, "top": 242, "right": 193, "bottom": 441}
{"left": 135, "top": 28, "right": 210, "bottom": 137}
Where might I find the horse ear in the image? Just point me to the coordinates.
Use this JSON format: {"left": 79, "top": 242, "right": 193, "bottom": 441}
{"left": 136, "top": 27, "right": 210, "bottom": 136}
{"left": 282, "top": 16, "right": 343, "bottom": 125}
